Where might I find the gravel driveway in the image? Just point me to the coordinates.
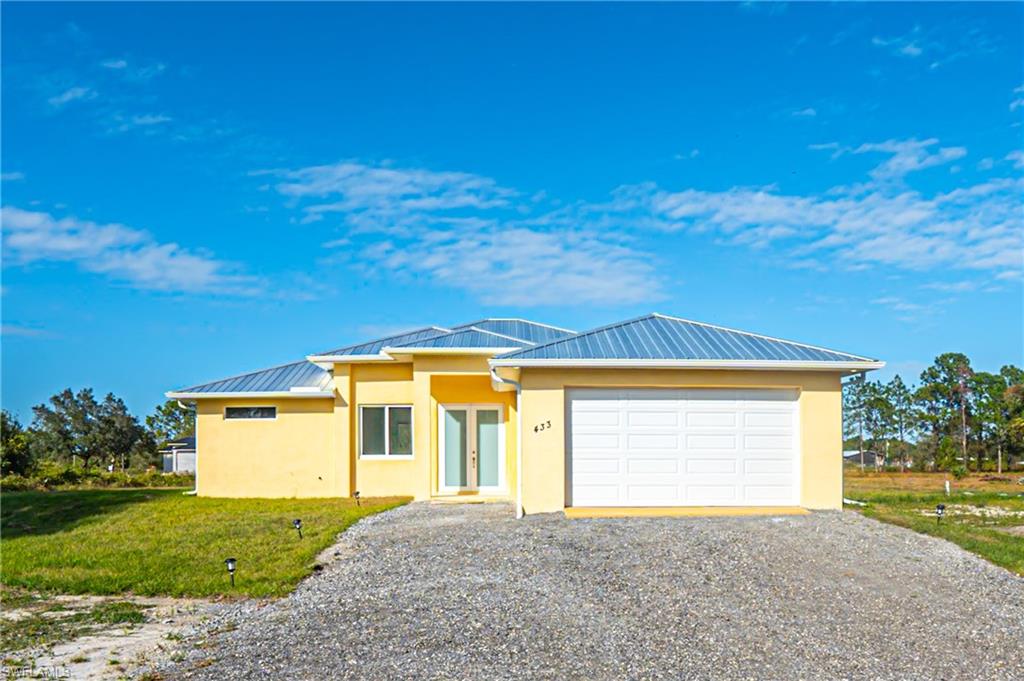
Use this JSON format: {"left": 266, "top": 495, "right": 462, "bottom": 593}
{"left": 162, "top": 503, "right": 1024, "bottom": 680}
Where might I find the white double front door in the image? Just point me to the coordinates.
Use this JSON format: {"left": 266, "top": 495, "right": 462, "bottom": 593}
{"left": 438, "top": 404, "right": 505, "bottom": 494}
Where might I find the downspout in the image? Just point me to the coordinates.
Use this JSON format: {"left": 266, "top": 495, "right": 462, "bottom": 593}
{"left": 179, "top": 400, "right": 198, "bottom": 496}
{"left": 489, "top": 368, "right": 524, "bottom": 518}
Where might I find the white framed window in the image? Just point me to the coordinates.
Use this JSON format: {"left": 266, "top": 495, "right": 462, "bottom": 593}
{"left": 359, "top": 405, "right": 413, "bottom": 458}
{"left": 224, "top": 406, "right": 277, "bottom": 420}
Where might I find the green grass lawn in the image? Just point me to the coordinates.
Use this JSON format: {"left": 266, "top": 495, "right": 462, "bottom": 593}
{"left": 845, "top": 473, "right": 1024, "bottom": 576}
{"left": 1, "top": 489, "right": 408, "bottom": 598}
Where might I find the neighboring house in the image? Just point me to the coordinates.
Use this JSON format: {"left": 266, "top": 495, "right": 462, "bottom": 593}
{"left": 843, "top": 449, "right": 884, "bottom": 467}
{"left": 160, "top": 436, "right": 196, "bottom": 473}
{"left": 167, "top": 314, "right": 883, "bottom": 516}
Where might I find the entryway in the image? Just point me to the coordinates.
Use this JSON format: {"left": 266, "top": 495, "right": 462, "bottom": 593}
{"left": 438, "top": 404, "right": 505, "bottom": 494}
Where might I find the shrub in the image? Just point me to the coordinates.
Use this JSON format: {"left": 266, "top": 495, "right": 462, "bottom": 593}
{"left": 0, "top": 463, "right": 193, "bottom": 491}
{"left": 951, "top": 464, "right": 968, "bottom": 480}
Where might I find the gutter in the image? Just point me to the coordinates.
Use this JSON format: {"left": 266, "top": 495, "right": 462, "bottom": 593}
{"left": 490, "top": 367, "right": 524, "bottom": 519}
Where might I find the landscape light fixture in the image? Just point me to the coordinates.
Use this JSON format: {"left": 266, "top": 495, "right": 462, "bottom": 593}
{"left": 293, "top": 518, "right": 303, "bottom": 539}
{"left": 354, "top": 490, "right": 361, "bottom": 507}
{"left": 225, "top": 557, "right": 237, "bottom": 586}
{"left": 936, "top": 504, "right": 946, "bottom": 524}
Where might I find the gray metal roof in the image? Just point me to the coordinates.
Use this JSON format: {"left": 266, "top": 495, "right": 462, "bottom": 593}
{"left": 388, "top": 327, "right": 533, "bottom": 350}
{"left": 495, "top": 313, "right": 878, "bottom": 363}
{"left": 314, "top": 326, "right": 451, "bottom": 356}
{"left": 452, "top": 319, "right": 574, "bottom": 345}
{"left": 173, "top": 359, "right": 331, "bottom": 394}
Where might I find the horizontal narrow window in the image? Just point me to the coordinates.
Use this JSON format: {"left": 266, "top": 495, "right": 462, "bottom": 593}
{"left": 225, "top": 406, "right": 276, "bottom": 420}
{"left": 360, "top": 405, "right": 413, "bottom": 457}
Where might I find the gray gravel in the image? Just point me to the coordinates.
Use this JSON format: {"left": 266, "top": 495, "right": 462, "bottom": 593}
{"left": 157, "top": 503, "right": 1024, "bottom": 680}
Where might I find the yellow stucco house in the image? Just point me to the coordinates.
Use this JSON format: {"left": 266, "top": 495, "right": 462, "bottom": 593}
{"left": 167, "top": 314, "right": 883, "bottom": 516}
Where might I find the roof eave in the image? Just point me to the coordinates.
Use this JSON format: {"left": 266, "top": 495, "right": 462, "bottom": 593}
{"left": 306, "top": 353, "right": 395, "bottom": 368}
{"left": 487, "top": 358, "right": 886, "bottom": 371}
{"left": 166, "top": 390, "right": 335, "bottom": 400}
{"left": 382, "top": 346, "right": 520, "bottom": 356}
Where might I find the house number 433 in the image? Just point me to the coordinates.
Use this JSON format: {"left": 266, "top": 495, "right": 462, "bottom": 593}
{"left": 534, "top": 420, "right": 552, "bottom": 433}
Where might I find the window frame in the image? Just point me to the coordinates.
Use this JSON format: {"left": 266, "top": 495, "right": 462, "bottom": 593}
{"left": 358, "top": 404, "right": 414, "bottom": 460}
{"left": 223, "top": 406, "right": 277, "bottom": 421}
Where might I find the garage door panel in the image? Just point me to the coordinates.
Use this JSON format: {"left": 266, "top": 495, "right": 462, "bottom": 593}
{"left": 687, "top": 458, "right": 737, "bottom": 474}
{"left": 743, "top": 434, "right": 793, "bottom": 450}
{"left": 626, "top": 433, "right": 679, "bottom": 450}
{"left": 686, "top": 485, "right": 738, "bottom": 503}
{"left": 572, "top": 410, "right": 621, "bottom": 427}
{"left": 686, "top": 411, "right": 737, "bottom": 427}
{"left": 626, "top": 484, "right": 679, "bottom": 502}
{"left": 686, "top": 434, "right": 737, "bottom": 449}
{"left": 744, "top": 459, "right": 793, "bottom": 474}
{"left": 569, "top": 388, "right": 798, "bottom": 507}
{"left": 573, "top": 432, "right": 621, "bottom": 449}
{"left": 573, "top": 484, "right": 621, "bottom": 505}
{"left": 627, "top": 411, "right": 679, "bottom": 427}
{"left": 744, "top": 411, "right": 793, "bottom": 428}
{"left": 573, "top": 459, "right": 621, "bottom": 474}
{"left": 627, "top": 459, "right": 679, "bottom": 474}
{"left": 743, "top": 485, "right": 794, "bottom": 504}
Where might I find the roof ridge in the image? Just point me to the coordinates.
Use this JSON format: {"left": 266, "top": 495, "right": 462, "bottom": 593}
{"left": 387, "top": 325, "right": 535, "bottom": 349}
{"left": 454, "top": 318, "right": 577, "bottom": 333}
{"left": 176, "top": 358, "right": 321, "bottom": 392}
{"left": 315, "top": 325, "right": 451, "bottom": 356}
{"left": 497, "top": 313, "right": 656, "bottom": 358}
{"left": 465, "top": 326, "right": 537, "bottom": 346}
{"left": 650, "top": 313, "right": 876, "bottom": 362}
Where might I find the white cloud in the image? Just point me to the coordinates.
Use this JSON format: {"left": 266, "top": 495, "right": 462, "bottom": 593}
{"left": 1, "top": 324, "right": 53, "bottom": 339}
{"left": 263, "top": 161, "right": 664, "bottom": 305}
{"left": 1007, "top": 150, "right": 1024, "bottom": 169}
{"left": 101, "top": 59, "right": 128, "bottom": 69}
{"left": 48, "top": 86, "right": 96, "bottom": 107}
{"left": 1, "top": 172, "right": 25, "bottom": 181}
{"left": 109, "top": 113, "right": 173, "bottom": 133}
{"left": 792, "top": 108, "right": 817, "bottom": 118}
{"left": 263, "top": 141, "right": 1021, "bottom": 306}
{"left": 606, "top": 139, "right": 1022, "bottom": 280}
{"left": 1012, "top": 85, "right": 1024, "bottom": 112}
{"left": 1, "top": 206, "right": 259, "bottom": 295}
{"left": 851, "top": 138, "right": 967, "bottom": 181}
{"left": 872, "top": 31, "right": 923, "bottom": 58}
{"left": 674, "top": 149, "right": 700, "bottom": 160}
{"left": 977, "top": 157, "right": 995, "bottom": 171}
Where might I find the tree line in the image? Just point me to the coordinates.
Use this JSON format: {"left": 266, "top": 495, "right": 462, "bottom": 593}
{"left": 843, "top": 353, "right": 1024, "bottom": 474}
{"left": 1, "top": 389, "right": 195, "bottom": 477}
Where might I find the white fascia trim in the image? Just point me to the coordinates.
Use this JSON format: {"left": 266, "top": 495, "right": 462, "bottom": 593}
{"left": 382, "top": 346, "right": 520, "bottom": 356}
{"left": 488, "top": 359, "right": 887, "bottom": 371}
{"left": 166, "top": 390, "right": 335, "bottom": 400}
{"left": 306, "top": 353, "right": 395, "bottom": 368}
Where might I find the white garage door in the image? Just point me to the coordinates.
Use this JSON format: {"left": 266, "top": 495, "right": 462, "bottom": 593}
{"left": 568, "top": 388, "right": 799, "bottom": 507}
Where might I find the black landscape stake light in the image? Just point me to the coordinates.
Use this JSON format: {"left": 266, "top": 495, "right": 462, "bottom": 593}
{"left": 225, "top": 557, "right": 237, "bottom": 587}
{"left": 293, "top": 518, "right": 303, "bottom": 539}
{"left": 936, "top": 504, "right": 946, "bottom": 524}
{"left": 354, "top": 490, "right": 361, "bottom": 507}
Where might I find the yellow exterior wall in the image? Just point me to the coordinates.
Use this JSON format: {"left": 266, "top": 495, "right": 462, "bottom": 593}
{"left": 517, "top": 368, "right": 844, "bottom": 515}
{"left": 194, "top": 360, "right": 840, "bottom": 510}
{"left": 196, "top": 397, "right": 335, "bottom": 498}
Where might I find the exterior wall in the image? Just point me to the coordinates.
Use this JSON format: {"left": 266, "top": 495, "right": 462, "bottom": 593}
{"left": 342, "top": 356, "right": 517, "bottom": 500}
{"left": 518, "top": 368, "right": 844, "bottom": 514}
{"left": 197, "top": 355, "right": 517, "bottom": 500}
{"left": 196, "top": 397, "right": 335, "bottom": 498}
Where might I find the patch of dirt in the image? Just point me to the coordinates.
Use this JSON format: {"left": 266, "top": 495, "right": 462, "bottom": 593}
{"left": 917, "top": 504, "right": 1024, "bottom": 519}
{"left": 4, "top": 595, "right": 216, "bottom": 680}
{"left": 995, "top": 525, "right": 1024, "bottom": 537}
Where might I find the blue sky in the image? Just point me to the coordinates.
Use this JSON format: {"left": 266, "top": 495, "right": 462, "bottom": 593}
{"left": 2, "top": 2, "right": 1022, "bottom": 420}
